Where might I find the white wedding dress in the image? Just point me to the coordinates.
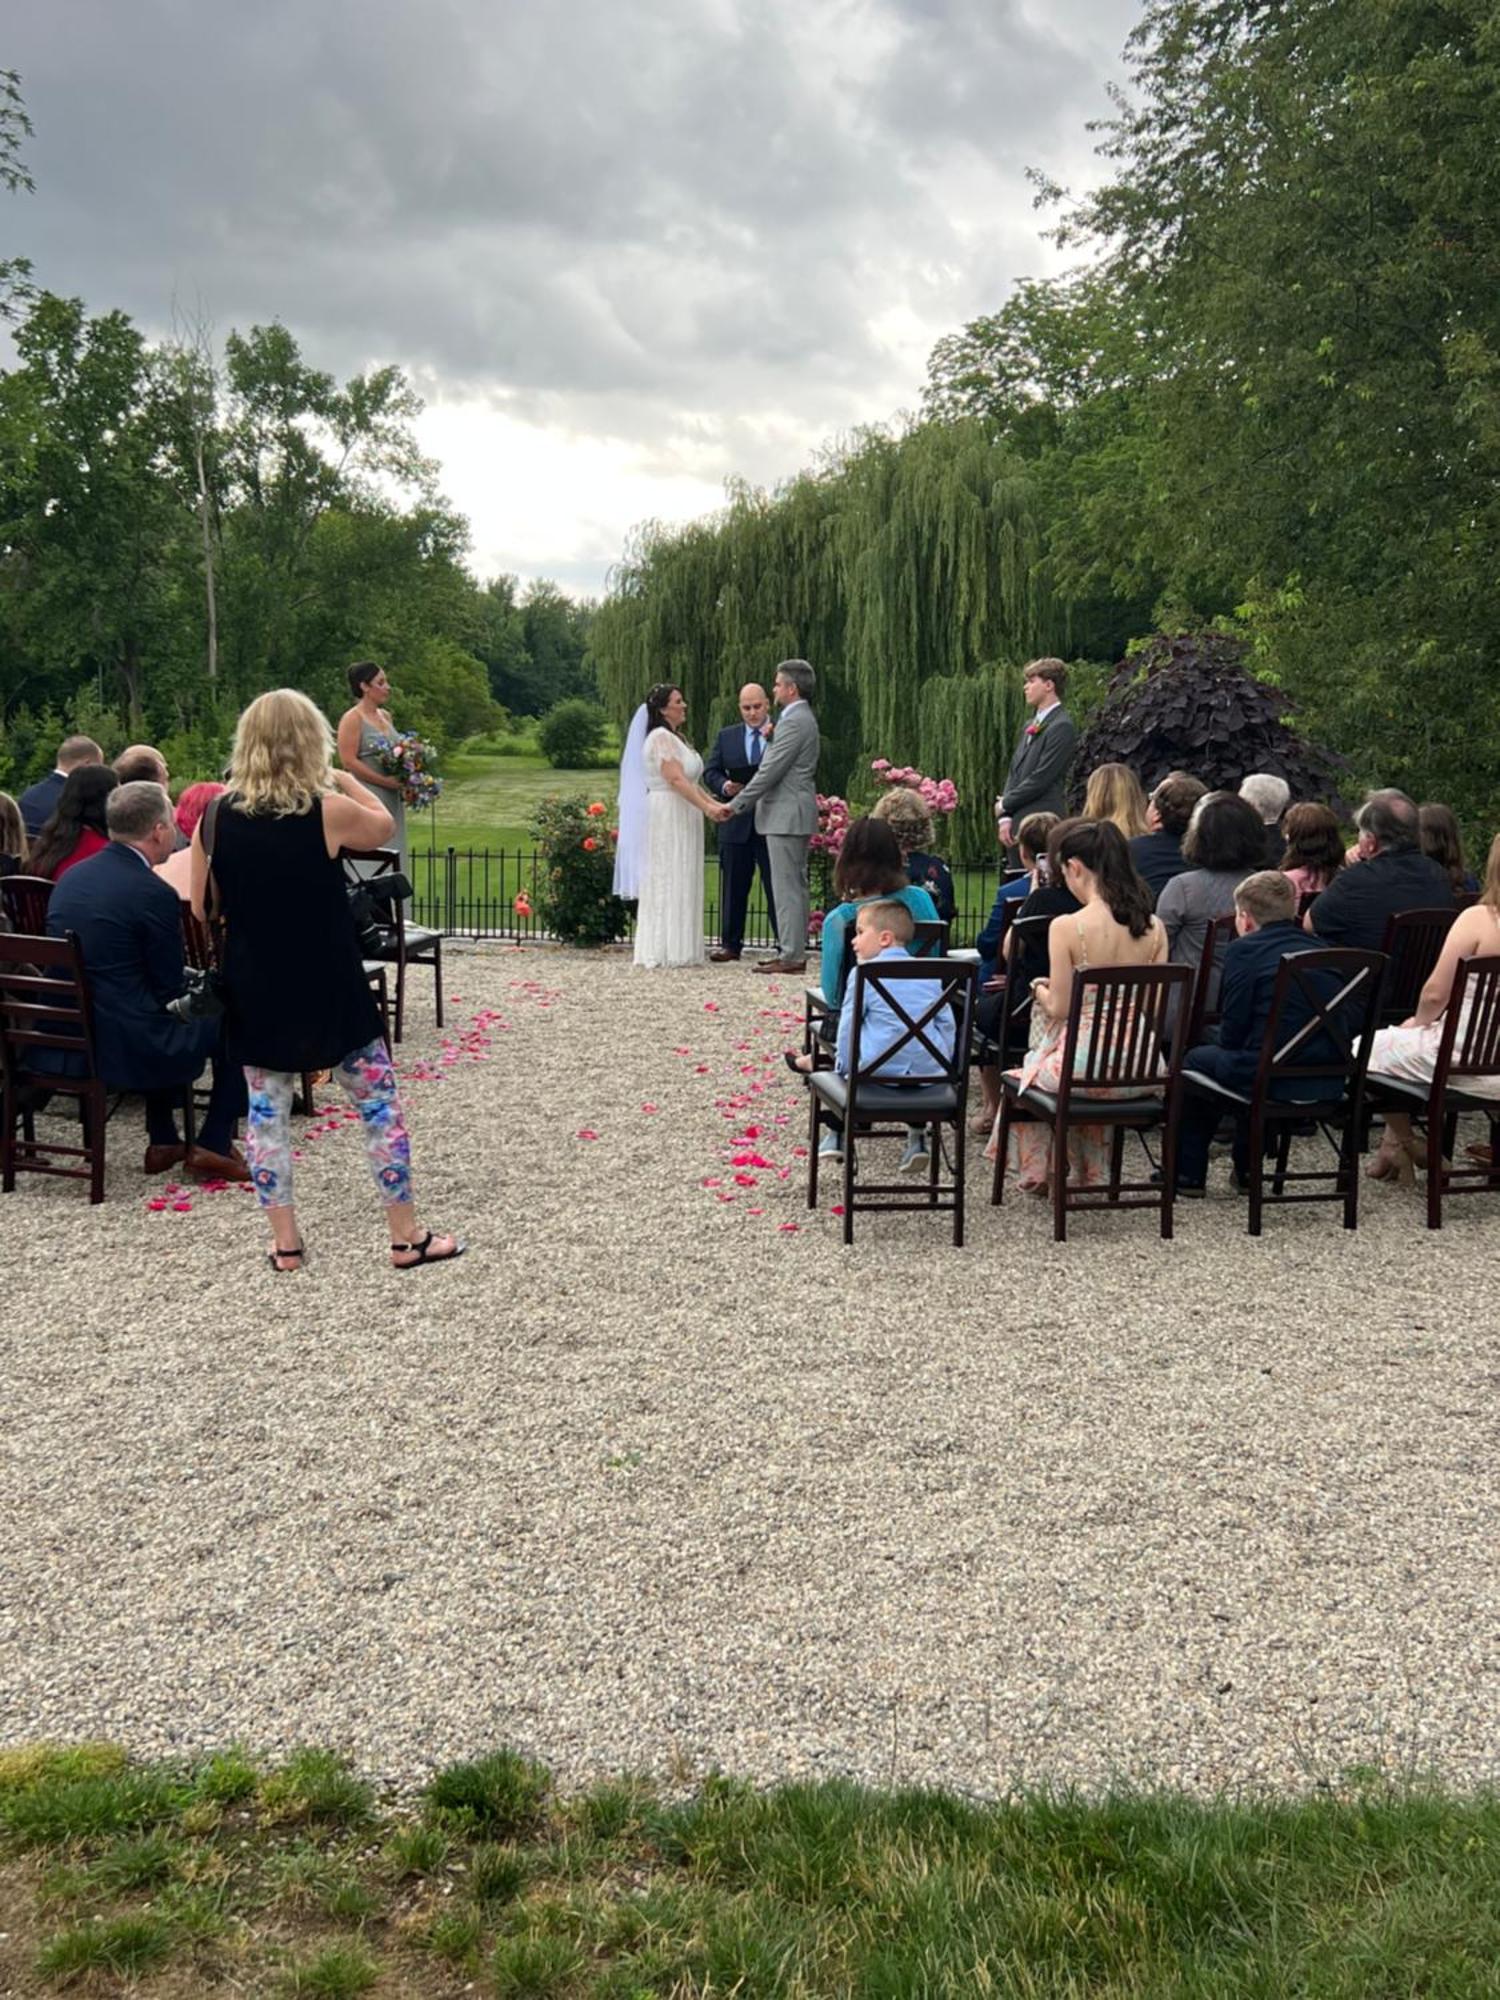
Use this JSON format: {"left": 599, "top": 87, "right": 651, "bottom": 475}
{"left": 633, "top": 727, "right": 706, "bottom": 968}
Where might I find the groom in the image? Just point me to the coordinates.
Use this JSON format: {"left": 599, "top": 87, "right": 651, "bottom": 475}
{"left": 729, "top": 659, "right": 820, "bottom": 974}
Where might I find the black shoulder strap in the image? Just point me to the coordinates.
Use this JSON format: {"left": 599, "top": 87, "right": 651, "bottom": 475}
{"left": 203, "top": 793, "right": 223, "bottom": 859}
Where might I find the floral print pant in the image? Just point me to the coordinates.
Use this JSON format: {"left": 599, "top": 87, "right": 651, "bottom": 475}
{"left": 244, "top": 1039, "right": 413, "bottom": 1210}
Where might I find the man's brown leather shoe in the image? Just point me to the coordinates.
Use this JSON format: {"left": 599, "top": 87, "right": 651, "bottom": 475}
{"left": 755, "top": 957, "right": 807, "bottom": 974}
{"left": 143, "top": 1142, "right": 188, "bottom": 1176}
{"left": 188, "top": 1144, "right": 252, "bottom": 1183}
{"left": 708, "top": 947, "right": 741, "bottom": 961}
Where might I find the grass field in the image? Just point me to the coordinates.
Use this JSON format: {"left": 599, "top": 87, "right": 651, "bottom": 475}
{"left": 5, "top": 1743, "right": 1500, "bottom": 1995}
{"left": 411, "top": 747, "right": 619, "bottom": 857}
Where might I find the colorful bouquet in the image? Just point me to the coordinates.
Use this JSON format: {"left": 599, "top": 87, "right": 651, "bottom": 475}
{"left": 870, "top": 759, "right": 959, "bottom": 818}
{"left": 377, "top": 732, "right": 444, "bottom": 809}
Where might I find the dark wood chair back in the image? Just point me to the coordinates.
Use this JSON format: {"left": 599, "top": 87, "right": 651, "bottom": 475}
{"left": 910, "top": 918, "right": 949, "bottom": 958}
{"left": 1378, "top": 907, "right": 1458, "bottom": 1026}
{"left": 845, "top": 956, "right": 975, "bottom": 1094}
{"left": 1059, "top": 963, "right": 1193, "bottom": 1104}
{"left": 1184, "top": 912, "right": 1237, "bottom": 1048}
{"left": 1253, "top": 948, "right": 1386, "bottom": 1100}
{"left": 339, "top": 845, "right": 441, "bottom": 1043}
{"left": 0, "top": 874, "right": 55, "bottom": 937}
{"left": 0, "top": 930, "right": 108, "bottom": 1202}
{"left": 1438, "top": 955, "right": 1500, "bottom": 1085}
{"left": 180, "top": 905, "right": 219, "bottom": 972}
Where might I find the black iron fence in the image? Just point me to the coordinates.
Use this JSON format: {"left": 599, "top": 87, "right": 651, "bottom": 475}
{"left": 409, "top": 847, "right": 1010, "bottom": 949}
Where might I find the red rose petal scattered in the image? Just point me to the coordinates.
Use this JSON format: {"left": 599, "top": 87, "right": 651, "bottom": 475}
{"left": 171, "top": 1200, "right": 192, "bottom": 1212}
{"left": 778, "top": 1221, "right": 800, "bottom": 1233}
{"left": 147, "top": 1198, "right": 167, "bottom": 1212}
{"left": 640, "top": 1103, "right": 659, "bottom": 1114}
{"left": 575, "top": 1128, "right": 600, "bottom": 1140}
{"left": 733, "top": 1173, "right": 758, "bottom": 1187}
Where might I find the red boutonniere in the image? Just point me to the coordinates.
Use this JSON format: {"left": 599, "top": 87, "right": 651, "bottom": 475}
{"left": 1024, "top": 718, "right": 1046, "bottom": 739}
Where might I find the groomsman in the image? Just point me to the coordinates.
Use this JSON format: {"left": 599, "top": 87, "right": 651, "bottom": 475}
{"left": 995, "top": 658, "right": 1078, "bottom": 850}
{"left": 704, "top": 682, "right": 778, "bottom": 961}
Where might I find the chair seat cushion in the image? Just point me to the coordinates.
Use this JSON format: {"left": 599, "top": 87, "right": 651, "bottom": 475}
{"left": 809, "top": 1072, "right": 958, "bottom": 1118}
{"left": 1007, "top": 1083, "right": 1166, "bottom": 1121}
{"left": 1184, "top": 1070, "right": 1341, "bottom": 1111}
{"left": 1368, "top": 1072, "right": 1500, "bottom": 1114}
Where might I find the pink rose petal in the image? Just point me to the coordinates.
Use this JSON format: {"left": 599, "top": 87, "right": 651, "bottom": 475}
{"left": 147, "top": 1198, "right": 168, "bottom": 1212}
{"left": 733, "top": 1173, "right": 758, "bottom": 1188}
{"left": 778, "top": 1221, "right": 800, "bottom": 1233}
{"left": 639, "top": 1103, "right": 659, "bottom": 1114}
{"left": 171, "top": 1200, "right": 192, "bottom": 1212}
{"left": 575, "top": 1128, "right": 600, "bottom": 1141}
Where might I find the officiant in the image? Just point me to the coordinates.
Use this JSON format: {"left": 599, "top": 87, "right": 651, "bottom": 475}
{"left": 704, "top": 682, "right": 778, "bottom": 961}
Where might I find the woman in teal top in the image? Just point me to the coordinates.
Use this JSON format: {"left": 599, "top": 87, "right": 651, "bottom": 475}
{"left": 819, "top": 818, "right": 941, "bottom": 1003}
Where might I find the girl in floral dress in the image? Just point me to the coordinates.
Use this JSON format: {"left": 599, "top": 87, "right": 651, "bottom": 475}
{"left": 988, "top": 818, "right": 1166, "bottom": 1194}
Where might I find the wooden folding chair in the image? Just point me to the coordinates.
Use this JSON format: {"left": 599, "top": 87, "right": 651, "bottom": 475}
{"left": 803, "top": 917, "right": 948, "bottom": 1068}
{"left": 807, "top": 956, "right": 977, "bottom": 1246}
{"left": 1377, "top": 908, "right": 1458, "bottom": 1027}
{"left": 0, "top": 874, "right": 54, "bottom": 937}
{"left": 1366, "top": 955, "right": 1500, "bottom": 1229}
{"left": 993, "top": 963, "right": 1194, "bottom": 1243}
{"left": 340, "top": 847, "right": 441, "bottom": 1044}
{"left": 1182, "top": 948, "right": 1386, "bottom": 1236}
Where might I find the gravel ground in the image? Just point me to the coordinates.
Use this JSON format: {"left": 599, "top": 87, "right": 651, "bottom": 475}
{"left": 3, "top": 940, "right": 1498, "bottom": 1801}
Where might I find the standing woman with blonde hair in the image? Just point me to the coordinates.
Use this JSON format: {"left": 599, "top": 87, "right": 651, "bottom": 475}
{"left": 1082, "top": 762, "right": 1149, "bottom": 840}
{"left": 192, "top": 690, "right": 463, "bottom": 1273}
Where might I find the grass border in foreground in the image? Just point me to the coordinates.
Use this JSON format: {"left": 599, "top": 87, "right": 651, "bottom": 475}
{"left": 5, "top": 1741, "right": 1500, "bottom": 1995}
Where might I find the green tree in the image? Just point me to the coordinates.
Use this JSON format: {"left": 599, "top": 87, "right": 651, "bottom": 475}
{"left": 538, "top": 697, "right": 608, "bottom": 768}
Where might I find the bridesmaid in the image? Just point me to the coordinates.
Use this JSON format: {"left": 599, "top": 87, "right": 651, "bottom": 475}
{"left": 336, "top": 661, "right": 407, "bottom": 870}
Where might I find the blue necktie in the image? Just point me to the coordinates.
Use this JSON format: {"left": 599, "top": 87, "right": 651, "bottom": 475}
{"left": 748, "top": 729, "right": 762, "bottom": 765}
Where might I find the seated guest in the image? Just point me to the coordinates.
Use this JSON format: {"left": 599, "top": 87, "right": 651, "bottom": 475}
{"left": 972, "top": 811, "right": 1060, "bottom": 1131}
{"left": 817, "top": 818, "right": 940, "bottom": 1006}
{"left": 1364, "top": 833, "right": 1500, "bottom": 1181}
{"left": 870, "top": 785, "right": 955, "bottom": 922}
{"left": 44, "top": 781, "right": 248, "bottom": 1180}
{"left": 155, "top": 781, "right": 227, "bottom": 901}
{"left": 988, "top": 819, "right": 1165, "bottom": 1195}
{"left": 1007, "top": 814, "right": 1085, "bottom": 999}
{"left": 1240, "top": 773, "right": 1291, "bottom": 865}
{"left": 1156, "top": 789, "right": 1267, "bottom": 991}
{"left": 1130, "top": 771, "right": 1207, "bottom": 900}
{"left": 1173, "top": 870, "right": 1342, "bottom": 1196}
{"left": 113, "top": 744, "right": 171, "bottom": 789}
{"left": 18, "top": 735, "right": 103, "bottom": 838}
{"left": 1280, "top": 801, "right": 1345, "bottom": 899}
{"left": 788, "top": 899, "right": 955, "bottom": 1161}
{"left": 977, "top": 812, "right": 1058, "bottom": 981}
{"left": 1307, "top": 789, "right": 1452, "bottom": 949}
{"left": 29, "top": 765, "right": 118, "bottom": 882}
{"left": 1083, "top": 761, "right": 1148, "bottom": 839}
{"left": 0, "top": 790, "right": 29, "bottom": 877}
{"left": 1418, "top": 802, "right": 1478, "bottom": 897}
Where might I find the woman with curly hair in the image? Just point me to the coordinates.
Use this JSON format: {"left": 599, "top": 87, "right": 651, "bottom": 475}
{"left": 192, "top": 689, "right": 463, "bottom": 1274}
{"left": 869, "top": 784, "right": 955, "bottom": 922}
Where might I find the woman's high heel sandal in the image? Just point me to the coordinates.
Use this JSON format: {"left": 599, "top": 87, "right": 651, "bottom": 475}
{"left": 1365, "top": 1139, "right": 1415, "bottom": 1186}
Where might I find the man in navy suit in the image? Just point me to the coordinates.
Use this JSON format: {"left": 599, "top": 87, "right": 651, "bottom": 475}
{"left": 703, "top": 682, "right": 778, "bottom": 961}
{"left": 45, "top": 781, "right": 248, "bottom": 1179}
{"left": 19, "top": 734, "right": 104, "bottom": 837}
{"left": 1175, "top": 870, "right": 1348, "bottom": 1194}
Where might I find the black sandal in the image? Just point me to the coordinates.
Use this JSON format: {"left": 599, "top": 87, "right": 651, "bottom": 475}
{"left": 268, "top": 1243, "right": 307, "bottom": 1273}
{"left": 390, "top": 1230, "right": 466, "bottom": 1271}
{"left": 783, "top": 1050, "right": 812, "bottom": 1076}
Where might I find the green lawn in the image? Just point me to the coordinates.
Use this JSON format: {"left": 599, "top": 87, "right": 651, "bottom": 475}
{"left": 411, "top": 748, "right": 618, "bottom": 857}
{"left": 5, "top": 1743, "right": 1500, "bottom": 1996}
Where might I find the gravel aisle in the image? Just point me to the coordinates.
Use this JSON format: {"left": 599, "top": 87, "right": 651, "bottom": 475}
{"left": 2, "top": 942, "right": 1497, "bottom": 1798}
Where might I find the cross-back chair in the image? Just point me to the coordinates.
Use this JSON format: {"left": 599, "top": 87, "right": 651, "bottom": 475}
{"left": 807, "top": 955, "right": 977, "bottom": 1246}
{"left": 992, "top": 962, "right": 1194, "bottom": 1243}
{"left": 802, "top": 917, "right": 948, "bottom": 1068}
{"left": 1183, "top": 912, "right": 1238, "bottom": 1050}
{"left": 1182, "top": 947, "right": 1386, "bottom": 1236}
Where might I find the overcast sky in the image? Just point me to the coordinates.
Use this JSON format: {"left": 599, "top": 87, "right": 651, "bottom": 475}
{"left": 10, "top": 0, "right": 1140, "bottom": 596}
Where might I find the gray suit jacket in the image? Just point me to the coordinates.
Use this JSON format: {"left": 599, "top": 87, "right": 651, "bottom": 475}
{"left": 730, "top": 698, "right": 820, "bottom": 836}
{"left": 1001, "top": 707, "right": 1078, "bottom": 822}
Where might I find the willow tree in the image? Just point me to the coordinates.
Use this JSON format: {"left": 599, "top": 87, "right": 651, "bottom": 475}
{"left": 590, "top": 420, "right": 1065, "bottom": 859}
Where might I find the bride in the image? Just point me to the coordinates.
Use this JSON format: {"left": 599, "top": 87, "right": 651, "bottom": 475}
{"left": 618, "top": 683, "right": 729, "bottom": 968}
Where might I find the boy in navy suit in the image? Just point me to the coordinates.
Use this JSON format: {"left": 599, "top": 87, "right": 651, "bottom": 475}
{"left": 1175, "top": 869, "right": 1344, "bottom": 1194}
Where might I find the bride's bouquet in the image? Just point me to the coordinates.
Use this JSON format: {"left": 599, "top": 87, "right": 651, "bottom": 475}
{"left": 376, "top": 731, "right": 443, "bottom": 809}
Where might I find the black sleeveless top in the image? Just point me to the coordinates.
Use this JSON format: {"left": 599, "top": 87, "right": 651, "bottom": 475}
{"left": 213, "top": 796, "right": 382, "bottom": 1071}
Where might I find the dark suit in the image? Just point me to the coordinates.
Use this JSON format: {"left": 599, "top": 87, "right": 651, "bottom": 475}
{"left": 45, "top": 843, "right": 242, "bottom": 1147}
{"left": 704, "top": 722, "right": 777, "bottom": 955}
{"left": 1000, "top": 706, "right": 1078, "bottom": 825}
{"left": 1177, "top": 919, "right": 1345, "bottom": 1185}
{"left": 19, "top": 770, "right": 65, "bottom": 839}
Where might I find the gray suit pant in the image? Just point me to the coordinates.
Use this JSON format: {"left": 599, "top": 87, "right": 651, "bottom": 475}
{"left": 765, "top": 832, "right": 810, "bottom": 962}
